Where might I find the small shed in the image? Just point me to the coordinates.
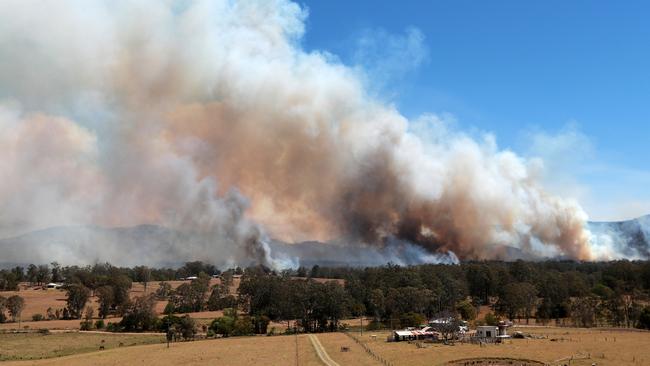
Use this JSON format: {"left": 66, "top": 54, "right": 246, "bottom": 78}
{"left": 393, "top": 330, "right": 415, "bottom": 342}
{"left": 476, "top": 326, "right": 498, "bottom": 339}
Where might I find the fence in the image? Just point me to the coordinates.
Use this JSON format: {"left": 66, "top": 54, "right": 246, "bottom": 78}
{"left": 343, "top": 331, "right": 395, "bottom": 366}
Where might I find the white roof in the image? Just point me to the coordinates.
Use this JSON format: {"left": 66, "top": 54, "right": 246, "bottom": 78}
{"left": 394, "top": 330, "right": 413, "bottom": 336}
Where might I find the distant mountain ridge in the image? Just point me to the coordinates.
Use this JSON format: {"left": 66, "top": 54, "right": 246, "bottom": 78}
{"left": 588, "top": 214, "right": 650, "bottom": 259}
{"left": 0, "top": 215, "right": 648, "bottom": 269}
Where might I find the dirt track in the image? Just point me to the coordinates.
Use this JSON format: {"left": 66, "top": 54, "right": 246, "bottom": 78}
{"left": 308, "top": 334, "right": 340, "bottom": 366}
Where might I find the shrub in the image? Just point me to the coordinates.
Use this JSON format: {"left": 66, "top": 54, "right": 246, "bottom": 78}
{"left": 252, "top": 315, "right": 270, "bottom": 334}
{"left": 210, "top": 316, "right": 235, "bottom": 337}
{"left": 232, "top": 316, "right": 254, "bottom": 336}
{"left": 95, "top": 319, "right": 105, "bottom": 329}
{"left": 484, "top": 312, "right": 498, "bottom": 326}
{"left": 637, "top": 306, "right": 650, "bottom": 330}
{"left": 106, "top": 322, "right": 122, "bottom": 332}
{"left": 80, "top": 320, "right": 93, "bottom": 331}
{"left": 32, "top": 314, "right": 44, "bottom": 321}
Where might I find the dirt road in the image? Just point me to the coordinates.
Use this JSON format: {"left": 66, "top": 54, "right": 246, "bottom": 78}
{"left": 308, "top": 334, "right": 340, "bottom": 366}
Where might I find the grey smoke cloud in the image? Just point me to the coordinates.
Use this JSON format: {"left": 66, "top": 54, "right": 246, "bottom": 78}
{"left": 0, "top": 0, "right": 604, "bottom": 267}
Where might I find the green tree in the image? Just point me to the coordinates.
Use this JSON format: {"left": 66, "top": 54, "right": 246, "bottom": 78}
{"left": 50, "top": 262, "right": 62, "bottom": 283}
{"left": 456, "top": 299, "right": 477, "bottom": 321}
{"left": 80, "top": 306, "right": 94, "bottom": 330}
{"left": 0, "top": 295, "right": 7, "bottom": 323}
{"left": 155, "top": 282, "right": 173, "bottom": 299}
{"left": 233, "top": 315, "right": 254, "bottom": 336}
{"left": 27, "top": 264, "right": 38, "bottom": 285}
{"left": 119, "top": 294, "right": 159, "bottom": 331}
{"left": 211, "top": 314, "right": 235, "bottom": 337}
{"left": 570, "top": 296, "right": 598, "bottom": 327}
{"left": 6, "top": 295, "right": 25, "bottom": 323}
{"left": 96, "top": 286, "right": 114, "bottom": 319}
{"left": 207, "top": 284, "right": 232, "bottom": 311}
{"left": 0, "top": 271, "right": 19, "bottom": 291}
{"left": 178, "top": 314, "right": 197, "bottom": 340}
{"left": 134, "top": 266, "right": 152, "bottom": 293}
{"left": 65, "top": 284, "right": 90, "bottom": 319}
{"left": 637, "top": 306, "right": 650, "bottom": 330}
{"left": 36, "top": 265, "right": 50, "bottom": 286}
{"left": 496, "top": 282, "right": 537, "bottom": 322}
{"left": 399, "top": 312, "right": 426, "bottom": 328}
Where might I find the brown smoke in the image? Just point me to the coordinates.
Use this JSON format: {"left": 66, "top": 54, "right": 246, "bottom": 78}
{"left": 0, "top": 0, "right": 594, "bottom": 266}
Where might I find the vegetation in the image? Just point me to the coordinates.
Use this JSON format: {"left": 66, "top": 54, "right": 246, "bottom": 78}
{"left": 119, "top": 294, "right": 159, "bottom": 331}
{"left": 3, "top": 259, "right": 650, "bottom": 331}
{"left": 6, "top": 295, "right": 25, "bottom": 322}
{"left": 0, "top": 332, "right": 164, "bottom": 361}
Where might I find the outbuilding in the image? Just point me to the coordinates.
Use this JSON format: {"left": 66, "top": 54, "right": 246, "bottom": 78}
{"left": 393, "top": 330, "right": 415, "bottom": 342}
{"left": 476, "top": 326, "right": 498, "bottom": 339}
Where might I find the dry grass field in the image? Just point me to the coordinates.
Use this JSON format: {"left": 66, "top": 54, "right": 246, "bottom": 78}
{"left": 1, "top": 327, "right": 649, "bottom": 365}
{"left": 347, "top": 326, "right": 650, "bottom": 366}
{"left": 0, "top": 331, "right": 164, "bottom": 361}
{"left": 0, "top": 279, "right": 229, "bottom": 329}
{"left": 1, "top": 334, "right": 322, "bottom": 366}
{"left": 316, "top": 332, "right": 380, "bottom": 365}
{"left": 0, "top": 288, "right": 86, "bottom": 320}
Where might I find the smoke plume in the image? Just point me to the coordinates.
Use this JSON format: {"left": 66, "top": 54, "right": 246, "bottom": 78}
{"left": 0, "top": 0, "right": 598, "bottom": 267}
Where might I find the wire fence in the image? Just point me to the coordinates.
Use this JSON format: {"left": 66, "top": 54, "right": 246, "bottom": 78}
{"left": 343, "top": 331, "right": 394, "bottom": 366}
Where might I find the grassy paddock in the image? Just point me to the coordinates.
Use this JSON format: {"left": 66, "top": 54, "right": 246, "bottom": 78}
{"left": 349, "top": 326, "right": 650, "bottom": 366}
{"left": 0, "top": 331, "right": 164, "bottom": 361}
{"left": 2, "top": 333, "right": 322, "bottom": 366}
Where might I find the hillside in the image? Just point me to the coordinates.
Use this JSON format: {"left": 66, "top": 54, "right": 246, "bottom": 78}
{"left": 0, "top": 215, "right": 648, "bottom": 268}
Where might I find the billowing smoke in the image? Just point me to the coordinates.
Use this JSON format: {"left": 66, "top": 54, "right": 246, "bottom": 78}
{"left": 0, "top": 0, "right": 598, "bottom": 267}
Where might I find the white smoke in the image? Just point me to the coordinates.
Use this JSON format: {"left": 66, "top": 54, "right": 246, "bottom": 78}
{"left": 0, "top": 0, "right": 609, "bottom": 268}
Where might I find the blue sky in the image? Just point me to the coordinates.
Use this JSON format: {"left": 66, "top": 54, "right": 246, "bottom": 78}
{"left": 299, "top": 0, "right": 650, "bottom": 221}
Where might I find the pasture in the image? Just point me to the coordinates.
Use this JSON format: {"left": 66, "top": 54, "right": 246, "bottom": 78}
{"left": 347, "top": 326, "right": 650, "bottom": 365}
{"left": 0, "top": 279, "right": 227, "bottom": 330}
{"left": 0, "top": 331, "right": 164, "bottom": 361}
{"left": 1, "top": 333, "right": 323, "bottom": 366}
{"left": 1, "top": 326, "right": 649, "bottom": 365}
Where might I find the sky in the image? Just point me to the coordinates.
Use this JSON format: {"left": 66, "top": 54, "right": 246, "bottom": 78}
{"left": 299, "top": 0, "right": 650, "bottom": 221}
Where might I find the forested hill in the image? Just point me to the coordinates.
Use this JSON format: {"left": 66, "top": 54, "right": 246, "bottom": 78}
{"left": 0, "top": 214, "right": 648, "bottom": 268}
{"left": 589, "top": 214, "right": 650, "bottom": 259}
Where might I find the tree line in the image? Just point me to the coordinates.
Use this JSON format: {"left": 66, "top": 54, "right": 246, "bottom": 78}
{"left": 2, "top": 259, "right": 650, "bottom": 332}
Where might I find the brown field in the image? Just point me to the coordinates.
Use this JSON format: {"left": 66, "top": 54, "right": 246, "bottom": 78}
{"left": 2, "top": 334, "right": 322, "bottom": 366}
{"left": 0, "top": 277, "right": 345, "bottom": 331}
{"left": 0, "top": 288, "right": 84, "bottom": 321}
{"left": 316, "top": 332, "right": 380, "bottom": 365}
{"left": 349, "top": 326, "right": 650, "bottom": 365}
{"left": 1, "top": 326, "right": 649, "bottom": 365}
{"left": 0, "top": 279, "right": 230, "bottom": 328}
{"left": 0, "top": 331, "right": 164, "bottom": 361}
